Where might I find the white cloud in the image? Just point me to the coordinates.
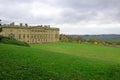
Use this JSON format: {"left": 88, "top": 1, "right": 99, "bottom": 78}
{"left": 29, "top": 2, "right": 61, "bottom": 17}
{"left": 58, "top": 22, "right": 120, "bottom": 34}
{"left": 0, "top": 0, "right": 120, "bottom": 34}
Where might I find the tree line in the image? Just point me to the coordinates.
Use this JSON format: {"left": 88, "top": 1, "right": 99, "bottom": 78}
{"left": 59, "top": 34, "right": 120, "bottom": 46}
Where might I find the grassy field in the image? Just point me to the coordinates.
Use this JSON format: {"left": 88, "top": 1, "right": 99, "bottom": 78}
{"left": 0, "top": 42, "right": 120, "bottom": 80}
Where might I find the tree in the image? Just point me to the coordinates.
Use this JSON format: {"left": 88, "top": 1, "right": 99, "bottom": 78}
{"left": 76, "top": 36, "right": 83, "bottom": 43}
{"left": 59, "top": 34, "right": 69, "bottom": 42}
{"left": 10, "top": 22, "right": 15, "bottom": 26}
{"left": 0, "top": 19, "right": 1, "bottom": 26}
{"left": 20, "top": 23, "right": 23, "bottom": 26}
{"left": 88, "top": 38, "right": 104, "bottom": 45}
{"left": 0, "top": 27, "right": 2, "bottom": 32}
{"left": 25, "top": 23, "right": 28, "bottom": 27}
{"left": 0, "top": 19, "right": 2, "bottom": 32}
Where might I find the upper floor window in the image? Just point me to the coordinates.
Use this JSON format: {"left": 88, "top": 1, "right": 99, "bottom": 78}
{"left": 27, "top": 34, "right": 29, "bottom": 38}
{"left": 19, "top": 34, "right": 21, "bottom": 39}
{"left": 23, "top": 34, "right": 25, "bottom": 38}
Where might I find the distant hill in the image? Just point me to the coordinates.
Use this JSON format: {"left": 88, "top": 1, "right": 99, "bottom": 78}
{"left": 68, "top": 34, "right": 120, "bottom": 40}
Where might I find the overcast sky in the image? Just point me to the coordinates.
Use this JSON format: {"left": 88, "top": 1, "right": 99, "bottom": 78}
{"left": 0, "top": 0, "right": 120, "bottom": 34}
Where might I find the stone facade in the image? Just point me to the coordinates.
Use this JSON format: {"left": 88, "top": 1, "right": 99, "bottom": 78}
{"left": 0, "top": 25, "right": 59, "bottom": 44}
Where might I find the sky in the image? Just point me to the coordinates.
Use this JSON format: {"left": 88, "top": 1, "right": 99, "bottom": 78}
{"left": 0, "top": 0, "right": 120, "bottom": 34}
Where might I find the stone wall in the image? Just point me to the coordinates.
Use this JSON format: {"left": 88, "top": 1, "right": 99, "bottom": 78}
{"left": 0, "top": 25, "right": 59, "bottom": 44}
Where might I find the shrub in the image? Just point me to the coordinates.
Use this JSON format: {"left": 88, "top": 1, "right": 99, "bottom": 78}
{"left": 0, "top": 28, "right": 2, "bottom": 32}
{"left": 0, "top": 35, "right": 30, "bottom": 47}
{"left": 111, "top": 40, "right": 120, "bottom": 45}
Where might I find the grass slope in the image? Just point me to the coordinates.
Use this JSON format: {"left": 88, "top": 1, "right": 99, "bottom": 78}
{"left": 0, "top": 42, "right": 120, "bottom": 80}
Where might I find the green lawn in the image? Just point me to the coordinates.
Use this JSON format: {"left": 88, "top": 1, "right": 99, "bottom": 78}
{"left": 0, "top": 42, "right": 120, "bottom": 80}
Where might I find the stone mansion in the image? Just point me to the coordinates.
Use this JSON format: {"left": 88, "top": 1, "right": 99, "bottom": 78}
{"left": 0, "top": 23, "right": 59, "bottom": 44}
